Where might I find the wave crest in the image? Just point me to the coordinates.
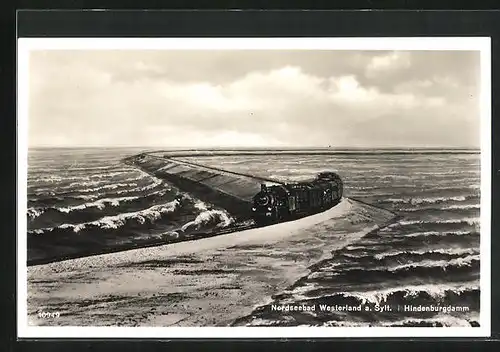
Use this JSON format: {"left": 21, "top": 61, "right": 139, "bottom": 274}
{"left": 56, "top": 196, "right": 140, "bottom": 213}
{"left": 322, "top": 314, "right": 478, "bottom": 327}
{"left": 51, "top": 199, "right": 181, "bottom": 233}
{"left": 404, "top": 230, "right": 474, "bottom": 238}
{"left": 385, "top": 195, "right": 473, "bottom": 205}
{"left": 27, "top": 208, "right": 45, "bottom": 220}
{"left": 181, "top": 209, "right": 234, "bottom": 232}
{"left": 387, "top": 254, "right": 479, "bottom": 272}
{"left": 402, "top": 204, "right": 480, "bottom": 212}
{"left": 394, "top": 218, "right": 479, "bottom": 227}
{"left": 282, "top": 281, "right": 479, "bottom": 307}
{"left": 372, "top": 247, "right": 478, "bottom": 260}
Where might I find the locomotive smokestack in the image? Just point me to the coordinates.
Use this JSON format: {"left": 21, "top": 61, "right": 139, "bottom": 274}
{"left": 261, "top": 184, "right": 267, "bottom": 192}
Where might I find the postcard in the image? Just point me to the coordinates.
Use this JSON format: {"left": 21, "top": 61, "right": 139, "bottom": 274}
{"left": 17, "top": 37, "right": 491, "bottom": 338}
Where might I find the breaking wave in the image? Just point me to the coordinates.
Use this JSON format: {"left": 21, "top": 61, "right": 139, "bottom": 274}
{"left": 30, "top": 199, "right": 182, "bottom": 234}
{"left": 392, "top": 231, "right": 480, "bottom": 249}
{"left": 180, "top": 209, "right": 234, "bottom": 232}
{"left": 306, "top": 255, "right": 480, "bottom": 285}
{"left": 29, "top": 175, "right": 91, "bottom": 183}
{"left": 59, "top": 165, "right": 126, "bottom": 172}
{"left": 81, "top": 200, "right": 180, "bottom": 230}
{"left": 381, "top": 316, "right": 479, "bottom": 327}
{"left": 337, "top": 248, "right": 479, "bottom": 268}
{"left": 56, "top": 196, "right": 140, "bottom": 213}
{"left": 115, "top": 177, "right": 164, "bottom": 195}
{"left": 85, "top": 170, "right": 137, "bottom": 179}
{"left": 33, "top": 188, "right": 169, "bottom": 217}
{"left": 395, "top": 218, "right": 480, "bottom": 226}
{"left": 322, "top": 315, "right": 478, "bottom": 328}
{"left": 29, "top": 176, "right": 165, "bottom": 207}
{"left": 193, "top": 199, "right": 210, "bottom": 211}
{"left": 294, "top": 281, "right": 479, "bottom": 306}
{"left": 27, "top": 208, "right": 45, "bottom": 220}
{"left": 28, "top": 194, "right": 98, "bottom": 208}
{"left": 64, "top": 175, "right": 147, "bottom": 189}
{"left": 402, "top": 204, "right": 480, "bottom": 212}
{"left": 30, "top": 182, "right": 139, "bottom": 197}
{"left": 442, "top": 204, "right": 481, "bottom": 210}
{"left": 373, "top": 247, "right": 477, "bottom": 260}
{"left": 29, "top": 171, "right": 150, "bottom": 191}
{"left": 403, "top": 230, "right": 476, "bottom": 238}
{"left": 386, "top": 254, "right": 479, "bottom": 272}
{"left": 383, "top": 195, "right": 476, "bottom": 205}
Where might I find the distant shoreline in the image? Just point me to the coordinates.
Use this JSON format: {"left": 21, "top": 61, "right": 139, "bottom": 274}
{"left": 28, "top": 147, "right": 481, "bottom": 155}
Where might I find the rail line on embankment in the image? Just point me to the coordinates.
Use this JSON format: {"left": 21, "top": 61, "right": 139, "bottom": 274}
{"left": 142, "top": 152, "right": 398, "bottom": 218}
{"left": 144, "top": 152, "right": 285, "bottom": 185}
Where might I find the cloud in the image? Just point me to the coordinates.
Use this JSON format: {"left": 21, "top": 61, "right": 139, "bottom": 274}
{"left": 366, "top": 51, "right": 411, "bottom": 78}
{"left": 27, "top": 50, "right": 481, "bottom": 148}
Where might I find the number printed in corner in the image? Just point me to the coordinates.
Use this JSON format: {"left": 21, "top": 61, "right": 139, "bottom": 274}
{"left": 38, "top": 311, "right": 60, "bottom": 319}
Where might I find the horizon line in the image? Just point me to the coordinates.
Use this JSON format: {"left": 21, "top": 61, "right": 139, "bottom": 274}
{"left": 27, "top": 146, "right": 481, "bottom": 150}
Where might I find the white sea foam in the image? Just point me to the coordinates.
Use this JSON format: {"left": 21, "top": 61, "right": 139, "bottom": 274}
{"left": 441, "top": 204, "right": 480, "bottom": 210}
{"left": 84, "top": 182, "right": 139, "bottom": 193}
{"left": 74, "top": 194, "right": 98, "bottom": 201}
{"left": 322, "top": 313, "right": 478, "bottom": 327}
{"left": 57, "top": 196, "right": 139, "bottom": 213}
{"left": 92, "top": 200, "right": 181, "bottom": 230}
{"left": 29, "top": 183, "right": 140, "bottom": 200}
{"left": 54, "top": 199, "right": 181, "bottom": 233}
{"left": 404, "top": 230, "right": 473, "bottom": 237}
{"left": 39, "top": 175, "right": 163, "bottom": 196}
{"left": 114, "top": 175, "right": 164, "bottom": 195}
{"left": 179, "top": 193, "right": 211, "bottom": 212}
{"left": 382, "top": 315, "right": 478, "bottom": 327}
{"left": 281, "top": 280, "right": 479, "bottom": 306}
{"left": 402, "top": 204, "right": 480, "bottom": 211}
{"left": 193, "top": 200, "right": 209, "bottom": 211}
{"left": 405, "top": 170, "right": 479, "bottom": 176}
{"left": 64, "top": 165, "right": 125, "bottom": 172}
{"left": 345, "top": 245, "right": 370, "bottom": 251}
{"left": 386, "top": 195, "right": 469, "bottom": 204}
{"left": 31, "top": 172, "right": 149, "bottom": 190}
{"left": 88, "top": 171, "right": 137, "bottom": 179}
{"left": 396, "top": 218, "right": 480, "bottom": 226}
{"left": 31, "top": 175, "right": 91, "bottom": 183}
{"left": 180, "top": 209, "right": 234, "bottom": 232}
{"left": 27, "top": 208, "right": 45, "bottom": 220}
{"left": 321, "top": 321, "right": 372, "bottom": 327}
{"left": 387, "top": 254, "right": 479, "bottom": 272}
{"left": 61, "top": 182, "right": 137, "bottom": 194}
{"left": 68, "top": 180, "right": 124, "bottom": 188}
{"left": 373, "top": 247, "right": 478, "bottom": 260}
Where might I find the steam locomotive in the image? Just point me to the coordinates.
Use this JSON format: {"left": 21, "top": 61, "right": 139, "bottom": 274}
{"left": 251, "top": 172, "right": 343, "bottom": 225}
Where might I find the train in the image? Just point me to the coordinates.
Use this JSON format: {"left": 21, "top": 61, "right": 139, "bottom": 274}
{"left": 251, "top": 171, "right": 343, "bottom": 225}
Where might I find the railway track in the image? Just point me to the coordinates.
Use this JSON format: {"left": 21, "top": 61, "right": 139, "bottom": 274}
{"left": 144, "top": 153, "right": 285, "bottom": 185}
{"left": 143, "top": 152, "right": 387, "bottom": 213}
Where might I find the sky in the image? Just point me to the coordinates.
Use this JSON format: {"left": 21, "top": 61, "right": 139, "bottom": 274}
{"left": 27, "top": 49, "right": 481, "bottom": 148}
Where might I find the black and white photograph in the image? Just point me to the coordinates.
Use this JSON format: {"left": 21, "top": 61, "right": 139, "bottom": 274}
{"left": 17, "top": 38, "right": 491, "bottom": 338}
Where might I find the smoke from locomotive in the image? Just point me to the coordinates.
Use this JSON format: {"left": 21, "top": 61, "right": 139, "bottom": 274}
{"left": 251, "top": 172, "right": 343, "bottom": 225}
